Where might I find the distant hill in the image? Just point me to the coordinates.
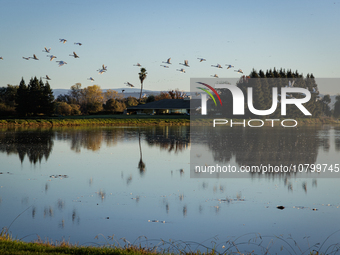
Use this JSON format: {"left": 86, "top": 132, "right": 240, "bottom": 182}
{"left": 53, "top": 88, "right": 164, "bottom": 99}
{"left": 53, "top": 89, "right": 71, "bottom": 98}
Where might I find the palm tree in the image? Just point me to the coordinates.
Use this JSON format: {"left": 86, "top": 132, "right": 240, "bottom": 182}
{"left": 139, "top": 68, "right": 147, "bottom": 103}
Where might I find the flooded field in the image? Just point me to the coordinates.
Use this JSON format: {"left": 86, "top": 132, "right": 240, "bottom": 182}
{"left": 0, "top": 125, "right": 339, "bottom": 254}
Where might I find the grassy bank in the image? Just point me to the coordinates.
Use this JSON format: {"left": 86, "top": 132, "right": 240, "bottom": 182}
{"left": 0, "top": 228, "right": 220, "bottom": 255}
{"left": 0, "top": 115, "right": 338, "bottom": 127}
{"left": 0, "top": 230, "right": 327, "bottom": 255}
{"left": 0, "top": 237, "right": 157, "bottom": 255}
{"left": 0, "top": 115, "right": 190, "bottom": 127}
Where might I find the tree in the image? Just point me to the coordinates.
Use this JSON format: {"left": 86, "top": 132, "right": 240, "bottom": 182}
{"left": 104, "top": 89, "right": 119, "bottom": 102}
{"left": 333, "top": 95, "right": 340, "bottom": 118}
{"left": 40, "top": 81, "right": 55, "bottom": 115}
{"left": 70, "top": 83, "right": 82, "bottom": 105}
{"left": 322, "top": 94, "right": 332, "bottom": 116}
{"left": 0, "top": 85, "right": 18, "bottom": 107}
{"left": 16, "top": 78, "right": 29, "bottom": 116}
{"left": 83, "top": 85, "right": 103, "bottom": 113}
{"left": 139, "top": 68, "right": 147, "bottom": 103}
{"left": 104, "top": 98, "right": 126, "bottom": 113}
{"left": 146, "top": 95, "right": 155, "bottom": 103}
{"left": 55, "top": 102, "right": 72, "bottom": 115}
{"left": 27, "top": 77, "right": 42, "bottom": 115}
{"left": 15, "top": 77, "right": 54, "bottom": 116}
{"left": 125, "top": 96, "right": 138, "bottom": 107}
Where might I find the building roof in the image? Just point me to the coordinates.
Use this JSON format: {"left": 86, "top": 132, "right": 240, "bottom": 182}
{"left": 127, "top": 99, "right": 200, "bottom": 110}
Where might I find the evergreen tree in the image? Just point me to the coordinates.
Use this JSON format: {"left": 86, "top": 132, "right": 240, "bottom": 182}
{"left": 41, "top": 81, "right": 55, "bottom": 115}
{"left": 16, "top": 78, "right": 29, "bottom": 116}
{"left": 235, "top": 68, "right": 323, "bottom": 119}
{"left": 16, "top": 77, "right": 55, "bottom": 116}
{"left": 333, "top": 95, "right": 340, "bottom": 118}
{"left": 27, "top": 77, "right": 42, "bottom": 115}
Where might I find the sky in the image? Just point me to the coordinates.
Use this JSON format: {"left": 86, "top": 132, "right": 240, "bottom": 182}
{"left": 0, "top": 0, "right": 339, "bottom": 95}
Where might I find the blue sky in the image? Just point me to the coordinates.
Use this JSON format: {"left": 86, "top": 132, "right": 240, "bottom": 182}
{"left": 0, "top": 0, "right": 339, "bottom": 94}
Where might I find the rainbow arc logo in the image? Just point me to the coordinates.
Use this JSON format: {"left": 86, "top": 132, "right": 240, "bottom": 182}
{"left": 196, "top": 82, "right": 223, "bottom": 106}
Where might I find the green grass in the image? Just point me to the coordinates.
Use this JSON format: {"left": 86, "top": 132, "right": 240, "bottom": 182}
{"left": 0, "top": 115, "right": 190, "bottom": 127}
{"left": 0, "top": 115, "right": 338, "bottom": 127}
{"left": 0, "top": 229, "right": 219, "bottom": 255}
{"left": 0, "top": 238, "right": 157, "bottom": 255}
{"left": 1, "top": 227, "right": 335, "bottom": 255}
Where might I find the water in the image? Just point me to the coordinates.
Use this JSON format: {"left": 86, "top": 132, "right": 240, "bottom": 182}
{"left": 0, "top": 125, "right": 339, "bottom": 254}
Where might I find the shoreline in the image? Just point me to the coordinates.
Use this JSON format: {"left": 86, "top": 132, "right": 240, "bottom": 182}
{"left": 0, "top": 115, "right": 338, "bottom": 127}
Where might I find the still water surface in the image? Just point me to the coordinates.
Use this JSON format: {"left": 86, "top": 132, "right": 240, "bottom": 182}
{"left": 0, "top": 125, "right": 339, "bottom": 254}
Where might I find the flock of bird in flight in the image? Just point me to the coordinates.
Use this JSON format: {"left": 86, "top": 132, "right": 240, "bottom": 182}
{"left": 0, "top": 38, "right": 245, "bottom": 89}
{"left": 122, "top": 59, "right": 243, "bottom": 88}
{"left": 0, "top": 39, "right": 108, "bottom": 83}
{"left": 159, "top": 57, "right": 243, "bottom": 78}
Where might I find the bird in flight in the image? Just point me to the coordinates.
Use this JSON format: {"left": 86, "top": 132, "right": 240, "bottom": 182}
{"left": 179, "top": 60, "right": 190, "bottom": 67}
{"left": 43, "top": 75, "right": 51, "bottom": 80}
{"left": 42, "top": 47, "right": 51, "bottom": 53}
{"left": 197, "top": 58, "right": 206, "bottom": 62}
{"left": 56, "top": 61, "right": 67, "bottom": 67}
{"left": 235, "top": 69, "right": 243, "bottom": 74}
{"left": 69, "top": 52, "right": 79, "bottom": 58}
{"left": 101, "top": 64, "right": 107, "bottom": 71}
{"left": 286, "top": 80, "right": 295, "bottom": 87}
{"left": 122, "top": 89, "right": 125, "bottom": 93}
{"left": 98, "top": 69, "right": 106, "bottom": 74}
{"left": 177, "top": 68, "right": 186, "bottom": 73}
{"left": 0, "top": 57, "right": 3, "bottom": 60}
{"left": 226, "top": 64, "right": 234, "bottom": 69}
{"left": 162, "top": 58, "right": 171, "bottom": 65}
{"left": 87, "top": 77, "right": 94, "bottom": 82}
{"left": 160, "top": 65, "right": 169, "bottom": 68}
{"left": 59, "top": 39, "right": 67, "bottom": 43}
{"left": 74, "top": 42, "right": 82, "bottom": 46}
{"left": 47, "top": 55, "right": 57, "bottom": 61}
{"left": 133, "top": 63, "right": 141, "bottom": 66}
{"left": 211, "top": 74, "right": 219, "bottom": 78}
{"left": 211, "top": 64, "right": 222, "bottom": 68}
{"left": 22, "top": 56, "right": 30, "bottom": 60}
{"left": 31, "top": 54, "right": 39, "bottom": 60}
{"left": 125, "top": 82, "right": 134, "bottom": 87}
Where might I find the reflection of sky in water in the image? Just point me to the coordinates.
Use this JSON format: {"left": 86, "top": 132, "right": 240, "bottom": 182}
{"left": 0, "top": 126, "right": 339, "bottom": 254}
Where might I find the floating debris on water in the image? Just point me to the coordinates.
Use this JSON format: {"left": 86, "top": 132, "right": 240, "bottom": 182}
{"left": 276, "top": 206, "right": 285, "bottom": 210}
{"left": 148, "top": 220, "right": 165, "bottom": 223}
{"left": 50, "top": 174, "right": 68, "bottom": 179}
{"left": 217, "top": 196, "right": 245, "bottom": 203}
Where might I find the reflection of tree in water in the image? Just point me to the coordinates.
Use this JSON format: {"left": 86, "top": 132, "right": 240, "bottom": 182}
{"left": 144, "top": 126, "right": 190, "bottom": 153}
{"left": 318, "top": 126, "right": 331, "bottom": 152}
{"left": 138, "top": 130, "right": 145, "bottom": 174}
{"left": 0, "top": 128, "right": 53, "bottom": 164}
{"left": 0, "top": 126, "right": 191, "bottom": 166}
{"left": 54, "top": 127, "right": 124, "bottom": 152}
{"left": 334, "top": 127, "right": 340, "bottom": 152}
{"left": 193, "top": 126, "right": 326, "bottom": 175}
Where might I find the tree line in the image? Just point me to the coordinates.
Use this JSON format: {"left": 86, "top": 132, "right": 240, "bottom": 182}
{"left": 215, "top": 68, "right": 339, "bottom": 118}
{"left": 0, "top": 77, "right": 54, "bottom": 116}
{"left": 0, "top": 68, "right": 339, "bottom": 117}
{"left": 0, "top": 77, "right": 187, "bottom": 117}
